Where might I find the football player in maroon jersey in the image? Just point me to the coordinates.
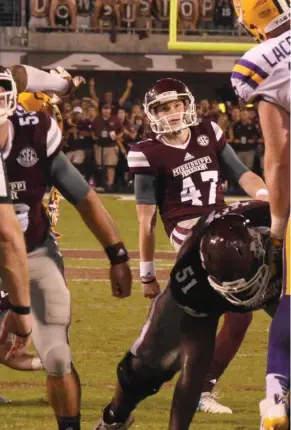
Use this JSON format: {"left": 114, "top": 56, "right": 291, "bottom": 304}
{"left": 168, "top": 201, "right": 281, "bottom": 429}
{"left": 0, "top": 67, "right": 132, "bottom": 430}
{"left": 94, "top": 201, "right": 281, "bottom": 430}
{"left": 94, "top": 78, "right": 270, "bottom": 429}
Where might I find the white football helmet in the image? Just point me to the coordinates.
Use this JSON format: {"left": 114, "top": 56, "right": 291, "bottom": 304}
{"left": 0, "top": 66, "right": 17, "bottom": 126}
{"left": 143, "top": 78, "right": 198, "bottom": 134}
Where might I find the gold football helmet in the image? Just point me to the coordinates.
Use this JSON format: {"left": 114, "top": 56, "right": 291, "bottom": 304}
{"left": 233, "top": 0, "right": 290, "bottom": 41}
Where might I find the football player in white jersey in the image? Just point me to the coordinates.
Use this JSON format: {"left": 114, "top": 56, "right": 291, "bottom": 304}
{"left": 231, "top": 1, "right": 290, "bottom": 429}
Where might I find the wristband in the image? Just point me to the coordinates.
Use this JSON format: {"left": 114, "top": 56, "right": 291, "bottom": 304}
{"left": 104, "top": 242, "right": 129, "bottom": 265}
{"left": 10, "top": 304, "right": 31, "bottom": 315}
{"left": 140, "top": 261, "right": 156, "bottom": 278}
{"left": 141, "top": 277, "right": 157, "bottom": 284}
{"left": 271, "top": 216, "right": 288, "bottom": 240}
{"left": 256, "top": 188, "right": 268, "bottom": 197}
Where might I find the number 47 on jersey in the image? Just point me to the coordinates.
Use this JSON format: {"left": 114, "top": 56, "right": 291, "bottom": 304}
{"left": 181, "top": 170, "right": 218, "bottom": 206}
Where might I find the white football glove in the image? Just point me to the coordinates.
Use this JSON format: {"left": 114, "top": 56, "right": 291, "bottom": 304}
{"left": 49, "top": 66, "right": 86, "bottom": 97}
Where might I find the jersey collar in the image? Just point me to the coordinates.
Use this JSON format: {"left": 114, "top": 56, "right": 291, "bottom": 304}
{"left": 157, "top": 128, "right": 191, "bottom": 150}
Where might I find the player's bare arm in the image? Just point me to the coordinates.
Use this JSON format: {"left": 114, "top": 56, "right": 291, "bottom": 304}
{"left": 258, "top": 101, "right": 290, "bottom": 238}
{"left": 219, "top": 143, "right": 268, "bottom": 200}
{"left": 133, "top": 172, "right": 161, "bottom": 298}
{"left": 238, "top": 171, "right": 269, "bottom": 201}
{"left": 49, "top": 151, "right": 132, "bottom": 298}
{"left": 136, "top": 202, "right": 161, "bottom": 299}
{"left": 0, "top": 81, "right": 32, "bottom": 350}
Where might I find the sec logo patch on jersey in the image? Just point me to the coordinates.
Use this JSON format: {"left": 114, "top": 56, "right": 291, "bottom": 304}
{"left": 17, "top": 147, "right": 39, "bottom": 168}
{"left": 197, "top": 135, "right": 210, "bottom": 146}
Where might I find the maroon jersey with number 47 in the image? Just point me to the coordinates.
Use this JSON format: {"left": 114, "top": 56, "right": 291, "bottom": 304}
{"left": 128, "top": 120, "right": 227, "bottom": 237}
{"left": 3, "top": 106, "right": 62, "bottom": 252}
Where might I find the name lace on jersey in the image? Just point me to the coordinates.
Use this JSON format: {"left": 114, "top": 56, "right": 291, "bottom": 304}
{"left": 173, "top": 156, "right": 212, "bottom": 178}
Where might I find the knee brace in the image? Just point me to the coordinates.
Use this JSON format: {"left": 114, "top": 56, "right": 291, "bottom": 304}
{"left": 43, "top": 343, "right": 72, "bottom": 377}
{"left": 117, "top": 352, "right": 177, "bottom": 402}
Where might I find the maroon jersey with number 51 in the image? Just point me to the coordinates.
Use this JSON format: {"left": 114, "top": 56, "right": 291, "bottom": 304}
{"left": 128, "top": 120, "right": 227, "bottom": 237}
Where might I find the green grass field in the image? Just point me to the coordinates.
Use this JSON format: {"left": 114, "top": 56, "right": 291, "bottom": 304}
{"left": 0, "top": 196, "right": 270, "bottom": 429}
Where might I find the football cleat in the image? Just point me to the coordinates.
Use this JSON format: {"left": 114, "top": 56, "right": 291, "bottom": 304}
{"left": 93, "top": 409, "right": 134, "bottom": 430}
{"left": 197, "top": 392, "right": 233, "bottom": 414}
{"left": 260, "top": 395, "right": 289, "bottom": 430}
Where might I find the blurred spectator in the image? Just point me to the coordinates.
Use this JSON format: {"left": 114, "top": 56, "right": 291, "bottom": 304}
{"left": 229, "top": 109, "right": 259, "bottom": 170}
{"left": 76, "top": 0, "right": 94, "bottom": 29}
{"left": 135, "top": 0, "right": 152, "bottom": 39}
{"left": 198, "top": 0, "right": 215, "bottom": 32}
{"left": 65, "top": 106, "right": 88, "bottom": 175}
{"left": 200, "top": 99, "right": 219, "bottom": 122}
{"left": 50, "top": 0, "right": 77, "bottom": 30}
{"left": 62, "top": 101, "right": 73, "bottom": 115}
{"left": 178, "top": 0, "right": 199, "bottom": 34}
{"left": 29, "top": 0, "right": 50, "bottom": 30}
{"left": 131, "top": 100, "right": 143, "bottom": 117}
{"left": 152, "top": 0, "right": 170, "bottom": 31}
{"left": 229, "top": 106, "right": 241, "bottom": 123}
{"left": 119, "top": 0, "right": 139, "bottom": 32}
{"left": 214, "top": 0, "right": 235, "bottom": 32}
{"left": 93, "top": 104, "right": 123, "bottom": 192}
{"left": 89, "top": 78, "right": 133, "bottom": 115}
{"left": 217, "top": 113, "right": 231, "bottom": 143}
{"left": 80, "top": 97, "right": 92, "bottom": 116}
{"left": 93, "top": 0, "right": 120, "bottom": 42}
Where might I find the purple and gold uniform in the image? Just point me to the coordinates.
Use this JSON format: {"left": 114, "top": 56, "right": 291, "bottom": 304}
{"left": 284, "top": 218, "right": 290, "bottom": 296}
{"left": 128, "top": 121, "right": 226, "bottom": 238}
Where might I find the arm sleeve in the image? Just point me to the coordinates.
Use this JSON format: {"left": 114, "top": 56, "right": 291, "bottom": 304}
{"left": 134, "top": 174, "right": 157, "bottom": 205}
{"left": 48, "top": 152, "right": 90, "bottom": 205}
{"left": 218, "top": 143, "right": 249, "bottom": 182}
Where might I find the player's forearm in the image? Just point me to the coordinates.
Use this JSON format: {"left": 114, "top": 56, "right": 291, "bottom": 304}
{"left": 0, "top": 206, "right": 30, "bottom": 307}
{"left": 238, "top": 171, "right": 268, "bottom": 199}
{"left": 136, "top": 204, "right": 157, "bottom": 262}
{"left": 76, "top": 188, "right": 122, "bottom": 248}
{"left": 10, "top": 65, "right": 70, "bottom": 95}
{"left": 139, "top": 223, "right": 156, "bottom": 262}
{"left": 258, "top": 101, "right": 290, "bottom": 237}
{"left": 264, "top": 153, "right": 289, "bottom": 236}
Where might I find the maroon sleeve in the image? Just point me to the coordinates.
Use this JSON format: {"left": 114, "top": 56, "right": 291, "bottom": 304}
{"left": 127, "top": 141, "right": 158, "bottom": 176}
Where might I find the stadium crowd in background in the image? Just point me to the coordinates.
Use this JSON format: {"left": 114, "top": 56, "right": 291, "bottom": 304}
{"left": 59, "top": 77, "right": 265, "bottom": 193}
{"left": 1, "top": 0, "right": 239, "bottom": 39}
